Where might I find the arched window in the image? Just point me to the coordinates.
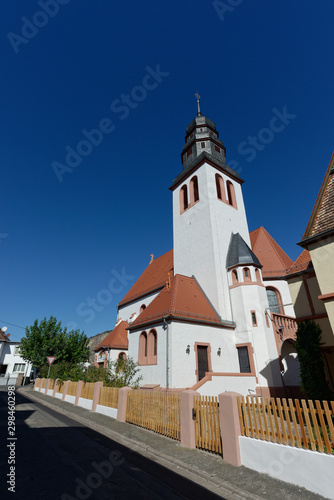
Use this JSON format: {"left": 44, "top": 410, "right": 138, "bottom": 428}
{"left": 180, "top": 185, "right": 188, "bottom": 213}
{"left": 226, "top": 181, "right": 237, "bottom": 208}
{"left": 190, "top": 176, "right": 199, "bottom": 204}
{"left": 148, "top": 329, "right": 157, "bottom": 364}
{"left": 215, "top": 174, "right": 225, "bottom": 201}
{"left": 266, "top": 287, "right": 284, "bottom": 315}
{"left": 138, "top": 331, "right": 147, "bottom": 365}
{"left": 243, "top": 267, "right": 251, "bottom": 282}
{"left": 255, "top": 269, "right": 261, "bottom": 283}
{"left": 140, "top": 304, "right": 146, "bottom": 314}
{"left": 118, "top": 352, "right": 126, "bottom": 360}
{"left": 232, "top": 269, "right": 239, "bottom": 285}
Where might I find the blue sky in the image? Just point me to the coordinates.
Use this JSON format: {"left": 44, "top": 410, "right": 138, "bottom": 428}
{"left": 1, "top": 0, "right": 333, "bottom": 342}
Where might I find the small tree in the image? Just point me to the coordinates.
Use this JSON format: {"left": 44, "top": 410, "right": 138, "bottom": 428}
{"left": 107, "top": 357, "right": 142, "bottom": 388}
{"left": 20, "top": 316, "right": 90, "bottom": 371}
{"left": 295, "top": 320, "right": 331, "bottom": 400}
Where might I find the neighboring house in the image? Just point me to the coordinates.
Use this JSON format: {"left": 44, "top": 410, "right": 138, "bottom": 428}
{"left": 94, "top": 320, "right": 128, "bottom": 368}
{"left": 286, "top": 152, "right": 334, "bottom": 391}
{"left": 0, "top": 328, "right": 32, "bottom": 385}
{"left": 110, "top": 111, "right": 300, "bottom": 397}
{"left": 88, "top": 330, "right": 110, "bottom": 364}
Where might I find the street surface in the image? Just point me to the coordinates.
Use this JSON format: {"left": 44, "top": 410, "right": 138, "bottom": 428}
{"left": 0, "top": 387, "right": 224, "bottom": 499}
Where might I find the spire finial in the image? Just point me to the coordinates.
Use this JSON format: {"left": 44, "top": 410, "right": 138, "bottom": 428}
{"left": 195, "top": 92, "right": 201, "bottom": 116}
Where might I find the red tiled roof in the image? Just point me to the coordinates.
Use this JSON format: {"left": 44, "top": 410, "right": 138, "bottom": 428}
{"left": 95, "top": 320, "right": 128, "bottom": 351}
{"left": 301, "top": 152, "right": 334, "bottom": 241}
{"left": 250, "top": 227, "right": 294, "bottom": 278}
{"left": 286, "top": 249, "right": 313, "bottom": 276}
{"left": 128, "top": 274, "right": 231, "bottom": 330}
{"left": 118, "top": 250, "right": 174, "bottom": 307}
{"left": 0, "top": 329, "right": 10, "bottom": 342}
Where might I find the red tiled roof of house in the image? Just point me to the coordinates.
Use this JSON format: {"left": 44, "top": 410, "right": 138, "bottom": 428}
{"left": 128, "top": 274, "right": 233, "bottom": 330}
{"left": 118, "top": 250, "right": 174, "bottom": 307}
{"left": 95, "top": 320, "right": 128, "bottom": 351}
{"left": 301, "top": 152, "right": 334, "bottom": 242}
{"left": 286, "top": 249, "right": 313, "bottom": 276}
{"left": 0, "top": 329, "right": 10, "bottom": 342}
{"left": 250, "top": 226, "right": 294, "bottom": 277}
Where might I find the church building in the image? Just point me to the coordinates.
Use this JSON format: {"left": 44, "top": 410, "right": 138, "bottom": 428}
{"left": 95, "top": 106, "right": 300, "bottom": 397}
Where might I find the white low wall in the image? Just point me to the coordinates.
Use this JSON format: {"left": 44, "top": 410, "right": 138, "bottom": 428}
{"left": 78, "top": 397, "right": 93, "bottom": 410}
{"left": 46, "top": 389, "right": 54, "bottom": 396}
{"left": 40, "top": 388, "right": 46, "bottom": 394}
{"left": 96, "top": 404, "right": 117, "bottom": 419}
{"left": 64, "top": 394, "right": 76, "bottom": 404}
{"left": 55, "top": 393, "right": 63, "bottom": 400}
{"left": 198, "top": 375, "right": 257, "bottom": 396}
{"left": 240, "top": 436, "right": 334, "bottom": 499}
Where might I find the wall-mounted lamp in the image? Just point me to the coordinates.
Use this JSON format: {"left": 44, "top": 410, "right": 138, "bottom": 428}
{"left": 186, "top": 345, "right": 190, "bottom": 355}
{"left": 217, "top": 347, "right": 221, "bottom": 356}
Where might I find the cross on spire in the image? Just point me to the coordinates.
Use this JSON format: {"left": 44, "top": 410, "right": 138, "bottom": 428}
{"left": 195, "top": 92, "right": 201, "bottom": 116}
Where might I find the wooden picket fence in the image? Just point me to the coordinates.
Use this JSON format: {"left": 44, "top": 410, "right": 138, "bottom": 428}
{"left": 99, "top": 387, "right": 119, "bottom": 408}
{"left": 41, "top": 378, "right": 47, "bottom": 389}
{"left": 56, "top": 381, "right": 65, "bottom": 394}
{"left": 126, "top": 391, "right": 180, "bottom": 440}
{"left": 194, "top": 395, "right": 222, "bottom": 454}
{"left": 48, "top": 379, "right": 55, "bottom": 391}
{"left": 67, "top": 381, "right": 78, "bottom": 397}
{"left": 35, "top": 379, "right": 40, "bottom": 388}
{"left": 81, "top": 382, "right": 95, "bottom": 400}
{"left": 238, "top": 396, "right": 334, "bottom": 454}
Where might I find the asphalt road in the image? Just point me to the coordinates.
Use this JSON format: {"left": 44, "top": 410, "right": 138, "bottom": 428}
{"left": 0, "top": 387, "right": 225, "bottom": 500}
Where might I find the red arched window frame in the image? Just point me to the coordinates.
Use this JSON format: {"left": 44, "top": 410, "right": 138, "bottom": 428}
{"left": 138, "top": 331, "right": 148, "bottom": 365}
{"left": 190, "top": 176, "right": 199, "bottom": 204}
{"left": 232, "top": 269, "right": 239, "bottom": 285}
{"left": 266, "top": 287, "right": 284, "bottom": 315}
{"left": 180, "top": 185, "right": 189, "bottom": 213}
{"left": 243, "top": 267, "right": 251, "bottom": 282}
{"left": 226, "top": 180, "right": 237, "bottom": 209}
{"left": 215, "top": 173, "right": 225, "bottom": 201}
{"left": 140, "top": 304, "right": 146, "bottom": 314}
{"left": 255, "top": 269, "right": 261, "bottom": 283}
{"left": 148, "top": 329, "right": 157, "bottom": 365}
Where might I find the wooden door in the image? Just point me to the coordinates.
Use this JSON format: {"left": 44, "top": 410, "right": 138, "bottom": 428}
{"left": 197, "top": 346, "right": 208, "bottom": 381}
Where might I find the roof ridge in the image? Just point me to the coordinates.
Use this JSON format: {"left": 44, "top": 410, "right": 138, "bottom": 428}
{"left": 262, "top": 226, "right": 293, "bottom": 268}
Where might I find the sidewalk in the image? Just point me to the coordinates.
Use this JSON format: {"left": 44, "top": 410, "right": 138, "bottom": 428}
{"left": 18, "top": 385, "right": 324, "bottom": 500}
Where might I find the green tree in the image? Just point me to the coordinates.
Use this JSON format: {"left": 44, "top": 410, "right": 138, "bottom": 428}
{"left": 295, "top": 320, "right": 331, "bottom": 401}
{"left": 107, "top": 357, "right": 142, "bottom": 388}
{"left": 20, "top": 316, "right": 90, "bottom": 371}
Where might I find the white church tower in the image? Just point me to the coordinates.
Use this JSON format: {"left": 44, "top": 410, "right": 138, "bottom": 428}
{"left": 170, "top": 101, "right": 251, "bottom": 321}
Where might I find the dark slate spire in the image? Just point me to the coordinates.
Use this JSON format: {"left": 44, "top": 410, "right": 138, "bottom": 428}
{"left": 226, "top": 233, "right": 262, "bottom": 269}
{"left": 181, "top": 114, "right": 226, "bottom": 171}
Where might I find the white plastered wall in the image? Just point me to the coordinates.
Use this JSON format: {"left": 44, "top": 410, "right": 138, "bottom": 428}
{"left": 173, "top": 162, "right": 250, "bottom": 321}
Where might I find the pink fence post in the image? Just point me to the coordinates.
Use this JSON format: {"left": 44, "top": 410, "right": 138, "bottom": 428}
{"left": 92, "top": 382, "right": 103, "bottom": 412}
{"left": 117, "top": 387, "right": 132, "bottom": 422}
{"left": 62, "top": 380, "right": 70, "bottom": 401}
{"left": 39, "top": 378, "right": 44, "bottom": 392}
{"left": 219, "top": 391, "right": 242, "bottom": 466}
{"left": 34, "top": 379, "right": 39, "bottom": 391}
{"left": 180, "top": 390, "right": 199, "bottom": 449}
{"left": 75, "top": 381, "right": 84, "bottom": 406}
{"left": 53, "top": 378, "right": 59, "bottom": 397}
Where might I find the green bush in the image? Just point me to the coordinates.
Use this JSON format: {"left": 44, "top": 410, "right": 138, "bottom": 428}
{"left": 295, "top": 320, "right": 331, "bottom": 401}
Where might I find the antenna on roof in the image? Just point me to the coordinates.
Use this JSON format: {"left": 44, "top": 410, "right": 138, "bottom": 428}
{"left": 149, "top": 254, "right": 154, "bottom": 264}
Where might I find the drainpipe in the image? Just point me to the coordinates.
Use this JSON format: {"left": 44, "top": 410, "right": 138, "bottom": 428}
{"left": 163, "top": 317, "right": 169, "bottom": 390}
